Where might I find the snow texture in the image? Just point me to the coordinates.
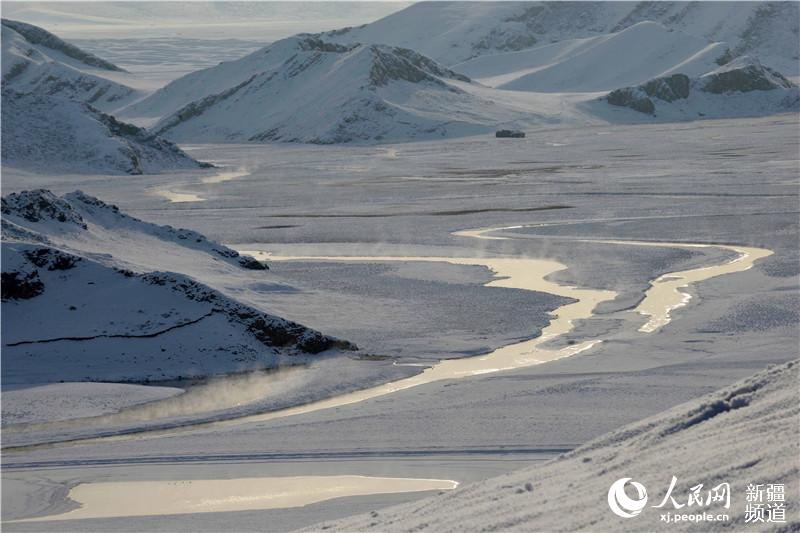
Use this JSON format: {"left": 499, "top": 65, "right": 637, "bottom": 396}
{"left": 132, "top": 36, "right": 536, "bottom": 144}
{"left": 2, "top": 19, "right": 138, "bottom": 111}
{"left": 323, "top": 2, "right": 800, "bottom": 77}
{"left": 1, "top": 190, "right": 353, "bottom": 384}
{"left": 1, "top": 91, "right": 206, "bottom": 174}
{"left": 598, "top": 56, "right": 799, "bottom": 120}
{"left": 313, "top": 361, "right": 799, "bottom": 532}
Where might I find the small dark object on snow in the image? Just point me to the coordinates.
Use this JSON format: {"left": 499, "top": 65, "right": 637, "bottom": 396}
{"left": 238, "top": 255, "right": 269, "bottom": 270}
{"left": 496, "top": 129, "right": 525, "bottom": 138}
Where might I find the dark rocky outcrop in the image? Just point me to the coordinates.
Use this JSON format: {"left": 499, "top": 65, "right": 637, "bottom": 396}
{"left": 3, "top": 190, "right": 265, "bottom": 271}
{"left": 607, "top": 87, "right": 655, "bottom": 114}
{"left": 607, "top": 73, "right": 690, "bottom": 114}
{"left": 369, "top": 45, "right": 470, "bottom": 88}
{"left": 640, "top": 74, "right": 691, "bottom": 102}
{"left": 604, "top": 59, "right": 797, "bottom": 115}
{"left": 238, "top": 256, "right": 269, "bottom": 270}
{"left": 1, "top": 189, "right": 87, "bottom": 229}
{"left": 1, "top": 270, "right": 44, "bottom": 300}
{"left": 23, "top": 248, "right": 80, "bottom": 270}
{"left": 700, "top": 60, "right": 795, "bottom": 94}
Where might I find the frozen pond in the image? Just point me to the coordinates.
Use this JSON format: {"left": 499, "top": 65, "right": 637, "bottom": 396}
{"left": 16, "top": 476, "right": 457, "bottom": 522}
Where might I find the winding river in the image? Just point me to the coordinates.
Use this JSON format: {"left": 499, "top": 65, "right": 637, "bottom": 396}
{"left": 8, "top": 223, "right": 772, "bottom": 448}
{"left": 6, "top": 224, "right": 774, "bottom": 523}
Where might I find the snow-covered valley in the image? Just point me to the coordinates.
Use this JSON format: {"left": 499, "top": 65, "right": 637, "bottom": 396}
{"left": 1, "top": 3, "right": 798, "bottom": 532}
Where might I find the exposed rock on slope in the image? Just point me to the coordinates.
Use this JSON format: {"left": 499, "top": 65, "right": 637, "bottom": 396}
{"left": 476, "top": 22, "right": 725, "bottom": 93}
{"left": 1, "top": 18, "right": 124, "bottom": 72}
{"left": 1, "top": 189, "right": 264, "bottom": 270}
{"left": 603, "top": 58, "right": 798, "bottom": 117}
{"left": 1, "top": 91, "right": 206, "bottom": 174}
{"left": 700, "top": 57, "right": 796, "bottom": 94}
{"left": 2, "top": 190, "right": 352, "bottom": 383}
{"left": 139, "top": 36, "right": 534, "bottom": 144}
{"left": 321, "top": 2, "right": 800, "bottom": 76}
{"left": 1, "top": 18, "right": 137, "bottom": 111}
{"left": 314, "top": 361, "right": 799, "bottom": 532}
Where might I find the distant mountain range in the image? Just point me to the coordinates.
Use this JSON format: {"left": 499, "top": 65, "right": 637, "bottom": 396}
{"left": 322, "top": 1, "right": 799, "bottom": 76}
{"left": 127, "top": 35, "right": 550, "bottom": 144}
{"left": 2, "top": 3, "right": 799, "bottom": 155}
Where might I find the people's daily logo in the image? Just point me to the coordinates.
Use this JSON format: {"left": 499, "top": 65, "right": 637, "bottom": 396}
{"left": 607, "top": 478, "right": 648, "bottom": 518}
{"left": 607, "top": 477, "right": 786, "bottom": 525}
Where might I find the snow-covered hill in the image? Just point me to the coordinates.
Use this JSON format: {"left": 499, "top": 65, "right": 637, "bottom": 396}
{"left": 315, "top": 360, "right": 799, "bottom": 532}
{"left": 323, "top": 2, "right": 800, "bottom": 77}
{"left": 135, "top": 36, "right": 546, "bottom": 144}
{"left": 1, "top": 190, "right": 353, "bottom": 384}
{"left": 1, "top": 90, "right": 207, "bottom": 174}
{"left": 116, "top": 6, "right": 799, "bottom": 145}
{"left": 455, "top": 22, "right": 727, "bottom": 92}
{"left": 1, "top": 18, "right": 141, "bottom": 112}
{"left": 593, "top": 57, "right": 799, "bottom": 121}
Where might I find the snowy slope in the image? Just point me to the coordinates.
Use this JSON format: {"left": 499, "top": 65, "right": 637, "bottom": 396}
{"left": 1, "top": 18, "right": 141, "bottom": 111}
{"left": 2, "top": 190, "right": 353, "bottom": 384}
{"left": 142, "top": 36, "right": 546, "bottom": 144}
{"left": 323, "top": 2, "right": 800, "bottom": 77}
{"left": 1, "top": 189, "right": 266, "bottom": 271}
{"left": 315, "top": 361, "right": 799, "bottom": 532}
{"left": 117, "top": 36, "right": 312, "bottom": 121}
{"left": 1, "top": 90, "right": 206, "bottom": 174}
{"left": 2, "top": 382, "right": 182, "bottom": 425}
{"left": 456, "top": 22, "right": 726, "bottom": 92}
{"left": 592, "top": 57, "right": 799, "bottom": 121}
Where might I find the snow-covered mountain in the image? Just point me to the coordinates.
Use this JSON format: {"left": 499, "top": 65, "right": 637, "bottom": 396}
{"left": 2, "top": 190, "right": 354, "bottom": 384}
{"left": 1, "top": 90, "right": 207, "bottom": 174}
{"left": 594, "top": 57, "right": 799, "bottom": 121}
{"left": 1, "top": 18, "right": 140, "bottom": 111}
{"left": 454, "top": 22, "right": 727, "bottom": 92}
{"left": 321, "top": 361, "right": 798, "bottom": 531}
{"left": 132, "top": 35, "right": 545, "bottom": 144}
{"left": 115, "top": 4, "right": 799, "bottom": 145}
{"left": 322, "top": 2, "right": 800, "bottom": 77}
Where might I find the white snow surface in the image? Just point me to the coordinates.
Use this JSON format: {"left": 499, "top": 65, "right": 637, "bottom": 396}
{"left": 312, "top": 361, "right": 799, "bottom": 532}
{"left": 120, "top": 24, "right": 798, "bottom": 145}
{"left": 2, "top": 382, "right": 182, "bottom": 425}
{"left": 323, "top": 2, "right": 800, "bottom": 77}
{"left": 591, "top": 56, "right": 799, "bottom": 122}
{"left": 1, "top": 91, "right": 204, "bottom": 175}
{"left": 1, "top": 190, "right": 349, "bottom": 384}
{"left": 456, "top": 22, "right": 726, "bottom": 92}
{"left": 136, "top": 36, "right": 554, "bottom": 144}
{"left": 1, "top": 19, "right": 141, "bottom": 112}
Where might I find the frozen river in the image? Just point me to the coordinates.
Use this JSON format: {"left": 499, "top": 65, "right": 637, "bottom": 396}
{"left": 2, "top": 115, "right": 798, "bottom": 531}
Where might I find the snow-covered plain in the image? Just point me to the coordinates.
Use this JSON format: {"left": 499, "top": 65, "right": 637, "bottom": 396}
{"left": 2, "top": 113, "right": 797, "bottom": 531}
{"left": 317, "top": 361, "right": 799, "bottom": 532}
{"left": 1, "top": 4, "right": 798, "bottom": 531}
